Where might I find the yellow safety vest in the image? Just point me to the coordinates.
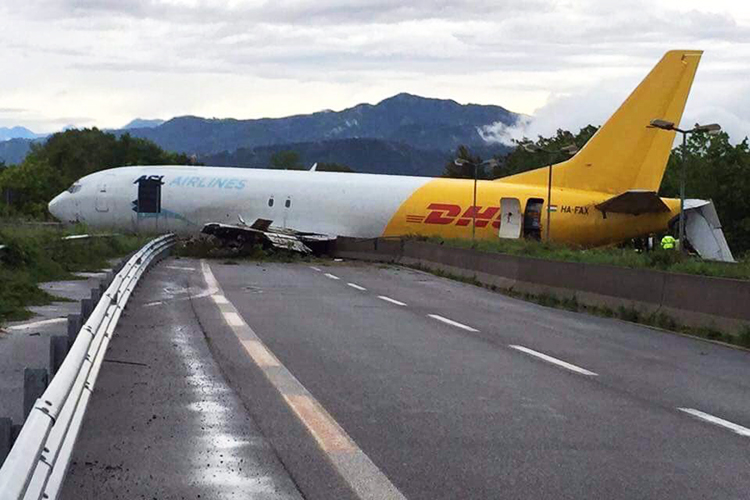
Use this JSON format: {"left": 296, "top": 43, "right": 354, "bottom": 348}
{"left": 661, "top": 236, "right": 676, "bottom": 250}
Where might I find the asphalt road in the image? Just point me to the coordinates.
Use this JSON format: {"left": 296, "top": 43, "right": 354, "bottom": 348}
{"left": 203, "top": 259, "right": 750, "bottom": 500}
{"left": 61, "top": 260, "right": 304, "bottom": 499}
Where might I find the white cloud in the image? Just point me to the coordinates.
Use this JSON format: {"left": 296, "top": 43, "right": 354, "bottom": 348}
{"left": 0, "top": 0, "right": 748, "bottom": 139}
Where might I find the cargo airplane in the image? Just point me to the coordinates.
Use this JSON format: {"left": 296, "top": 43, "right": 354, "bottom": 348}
{"left": 48, "top": 50, "right": 734, "bottom": 261}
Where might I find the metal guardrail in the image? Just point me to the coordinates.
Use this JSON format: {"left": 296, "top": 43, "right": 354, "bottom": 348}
{"left": 0, "top": 234, "right": 176, "bottom": 500}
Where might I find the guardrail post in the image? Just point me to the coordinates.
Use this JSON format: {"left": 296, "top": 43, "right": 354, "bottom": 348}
{"left": 80, "top": 297, "right": 93, "bottom": 322}
{"left": 0, "top": 418, "right": 11, "bottom": 465}
{"left": 67, "top": 313, "right": 81, "bottom": 347}
{"left": 99, "top": 278, "right": 107, "bottom": 296}
{"left": 90, "top": 287, "right": 101, "bottom": 305}
{"left": 23, "top": 368, "right": 49, "bottom": 421}
{"left": 49, "top": 336, "right": 69, "bottom": 378}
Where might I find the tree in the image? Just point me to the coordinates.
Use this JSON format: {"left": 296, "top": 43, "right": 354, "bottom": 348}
{"left": 442, "top": 145, "right": 488, "bottom": 179}
{"left": 269, "top": 151, "right": 303, "bottom": 170}
{"left": 0, "top": 128, "right": 194, "bottom": 218}
{"left": 660, "top": 131, "right": 750, "bottom": 255}
{"left": 490, "top": 125, "right": 598, "bottom": 179}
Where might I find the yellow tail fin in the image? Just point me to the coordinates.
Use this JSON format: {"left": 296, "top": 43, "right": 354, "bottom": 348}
{"left": 502, "top": 50, "right": 702, "bottom": 194}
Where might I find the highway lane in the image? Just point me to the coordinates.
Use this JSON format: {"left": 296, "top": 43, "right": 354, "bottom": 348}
{"left": 61, "top": 260, "right": 305, "bottom": 499}
{"left": 325, "top": 263, "right": 750, "bottom": 427}
{"left": 207, "top": 260, "right": 750, "bottom": 500}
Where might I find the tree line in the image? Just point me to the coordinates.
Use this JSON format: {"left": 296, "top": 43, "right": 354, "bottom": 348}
{"left": 442, "top": 126, "right": 750, "bottom": 255}
{"left": 2, "top": 126, "right": 747, "bottom": 255}
{"left": 0, "top": 129, "right": 193, "bottom": 218}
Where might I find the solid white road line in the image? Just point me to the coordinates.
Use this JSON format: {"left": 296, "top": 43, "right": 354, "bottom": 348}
{"left": 223, "top": 312, "right": 245, "bottom": 327}
{"left": 201, "top": 260, "right": 406, "bottom": 500}
{"left": 310, "top": 266, "right": 322, "bottom": 272}
{"left": 377, "top": 295, "right": 407, "bottom": 306}
{"left": 212, "top": 294, "right": 229, "bottom": 304}
{"left": 166, "top": 265, "right": 196, "bottom": 271}
{"left": 347, "top": 283, "right": 367, "bottom": 291}
{"left": 509, "top": 345, "right": 598, "bottom": 376}
{"left": 427, "top": 314, "right": 479, "bottom": 332}
{"left": 678, "top": 408, "right": 750, "bottom": 437}
{"left": 324, "top": 273, "right": 340, "bottom": 280}
{"left": 6, "top": 317, "right": 67, "bottom": 331}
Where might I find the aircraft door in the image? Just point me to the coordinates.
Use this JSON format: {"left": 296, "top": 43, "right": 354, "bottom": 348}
{"left": 498, "top": 198, "right": 522, "bottom": 239}
{"left": 133, "top": 176, "right": 163, "bottom": 232}
{"left": 523, "top": 198, "right": 544, "bottom": 241}
{"left": 95, "top": 183, "right": 109, "bottom": 212}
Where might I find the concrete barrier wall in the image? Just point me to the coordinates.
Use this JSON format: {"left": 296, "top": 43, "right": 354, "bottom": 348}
{"left": 333, "top": 237, "right": 750, "bottom": 333}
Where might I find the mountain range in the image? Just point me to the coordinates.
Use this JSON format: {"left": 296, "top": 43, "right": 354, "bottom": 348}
{"left": 0, "top": 126, "right": 42, "bottom": 142}
{"left": 0, "top": 93, "right": 518, "bottom": 175}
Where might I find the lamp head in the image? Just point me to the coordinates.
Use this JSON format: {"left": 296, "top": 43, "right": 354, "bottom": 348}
{"left": 648, "top": 119, "right": 676, "bottom": 130}
{"left": 693, "top": 123, "right": 722, "bottom": 135}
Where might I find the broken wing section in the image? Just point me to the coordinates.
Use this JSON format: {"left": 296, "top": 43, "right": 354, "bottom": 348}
{"left": 595, "top": 190, "right": 670, "bottom": 215}
{"left": 682, "top": 200, "right": 735, "bottom": 263}
{"left": 202, "top": 219, "right": 334, "bottom": 254}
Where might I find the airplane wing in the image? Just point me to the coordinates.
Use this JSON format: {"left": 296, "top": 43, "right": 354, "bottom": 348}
{"left": 201, "top": 219, "right": 334, "bottom": 254}
{"left": 595, "top": 190, "right": 670, "bottom": 215}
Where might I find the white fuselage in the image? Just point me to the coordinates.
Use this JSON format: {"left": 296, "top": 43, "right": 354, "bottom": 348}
{"left": 49, "top": 166, "right": 431, "bottom": 237}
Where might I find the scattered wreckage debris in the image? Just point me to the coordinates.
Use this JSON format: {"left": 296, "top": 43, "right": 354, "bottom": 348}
{"left": 196, "top": 216, "right": 335, "bottom": 256}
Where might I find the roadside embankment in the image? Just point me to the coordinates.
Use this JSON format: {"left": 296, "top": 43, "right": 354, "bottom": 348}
{"left": 333, "top": 237, "right": 750, "bottom": 345}
{"left": 0, "top": 225, "right": 148, "bottom": 323}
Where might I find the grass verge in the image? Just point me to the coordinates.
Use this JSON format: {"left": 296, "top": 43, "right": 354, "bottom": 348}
{"left": 407, "top": 262, "right": 750, "bottom": 349}
{"left": 416, "top": 236, "right": 750, "bottom": 280}
{"left": 0, "top": 224, "right": 149, "bottom": 324}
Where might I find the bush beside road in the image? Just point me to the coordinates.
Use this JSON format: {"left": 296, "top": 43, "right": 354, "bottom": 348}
{"left": 0, "top": 224, "right": 148, "bottom": 323}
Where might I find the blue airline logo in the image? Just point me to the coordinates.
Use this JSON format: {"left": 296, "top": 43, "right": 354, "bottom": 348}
{"left": 169, "top": 176, "right": 246, "bottom": 190}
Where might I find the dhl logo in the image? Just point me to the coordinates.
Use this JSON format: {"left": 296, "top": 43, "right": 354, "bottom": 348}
{"left": 407, "top": 203, "right": 507, "bottom": 229}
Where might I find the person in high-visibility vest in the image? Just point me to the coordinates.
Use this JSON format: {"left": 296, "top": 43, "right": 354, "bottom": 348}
{"left": 661, "top": 234, "right": 676, "bottom": 250}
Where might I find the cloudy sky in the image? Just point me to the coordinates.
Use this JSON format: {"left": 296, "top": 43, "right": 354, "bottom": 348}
{"left": 2, "top": 0, "right": 749, "bottom": 141}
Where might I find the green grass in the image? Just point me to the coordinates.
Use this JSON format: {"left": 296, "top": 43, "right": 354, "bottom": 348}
{"left": 416, "top": 236, "right": 750, "bottom": 280}
{"left": 0, "top": 223, "right": 149, "bottom": 323}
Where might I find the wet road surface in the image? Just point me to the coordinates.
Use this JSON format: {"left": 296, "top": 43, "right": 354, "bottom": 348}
{"left": 203, "top": 259, "right": 750, "bottom": 500}
{"left": 61, "top": 260, "right": 303, "bottom": 499}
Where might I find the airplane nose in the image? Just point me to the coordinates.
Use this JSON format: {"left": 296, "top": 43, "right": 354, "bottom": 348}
{"left": 48, "top": 193, "right": 66, "bottom": 221}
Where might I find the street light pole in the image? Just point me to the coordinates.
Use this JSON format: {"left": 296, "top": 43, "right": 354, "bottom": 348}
{"left": 648, "top": 120, "right": 721, "bottom": 252}
{"left": 679, "top": 131, "right": 687, "bottom": 252}
{"left": 546, "top": 161, "right": 552, "bottom": 242}
{"left": 472, "top": 161, "right": 478, "bottom": 244}
{"left": 453, "top": 157, "right": 498, "bottom": 247}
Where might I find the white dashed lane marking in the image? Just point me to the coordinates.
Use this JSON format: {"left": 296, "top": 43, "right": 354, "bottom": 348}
{"left": 427, "top": 314, "right": 479, "bottom": 332}
{"left": 347, "top": 283, "right": 367, "bottom": 291}
{"left": 377, "top": 296, "right": 407, "bottom": 307}
{"left": 310, "top": 266, "right": 322, "bottom": 272}
{"left": 678, "top": 408, "right": 750, "bottom": 437}
{"left": 324, "top": 273, "right": 340, "bottom": 280}
{"left": 509, "top": 345, "right": 598, "bottom": 376}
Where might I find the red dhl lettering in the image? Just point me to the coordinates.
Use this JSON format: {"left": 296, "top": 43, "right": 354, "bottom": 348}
{"left": 423, "top": 203, "right": 461, "bottom": 224}
{"left": 417, "top": 203, "right": 504, "bottom": 228}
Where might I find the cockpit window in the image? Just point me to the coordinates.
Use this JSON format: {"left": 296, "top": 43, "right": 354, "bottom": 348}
{"left": 67, "top": 183, "right": 82, "bottom": 194}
